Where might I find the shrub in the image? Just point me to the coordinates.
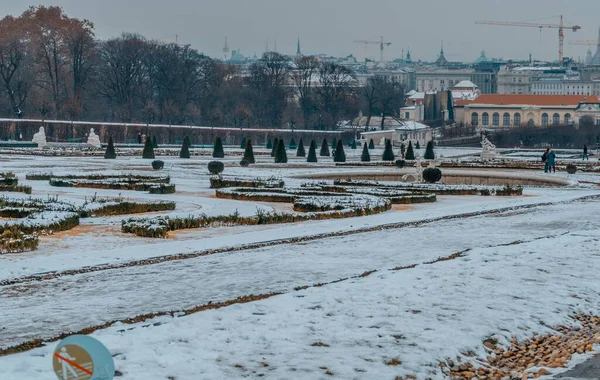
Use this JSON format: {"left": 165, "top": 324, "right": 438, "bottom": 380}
{"left": 180, "top": 136, "right": 190, "bottom": 158}
{"left": 423, "top": 168, "right": 442, "bottom": 183}
{"left": 320, "top": 138, "right": 330, "bottom": 156}
{"left": 104, "top": 136, "right": 116, "bottom": 159}
{"left": 271, "top": 137, "right": 279, "bottom": 157}
{"left": 240, "top": 159, "right": 249, "bottom": 167}
{"left": 361, "top": 142, "right": 370, "bottom": 162}
{"left": 152, "top": 135, "right": 158, "bottom": 148}
{"left": 350, "top": 140, "right": 357, "bottom": 149}
{"left": 395, "top": 159, "right": 405, "bottom": 168}
{"left": 142, "top": 136, "right": 155, "bottom": 159}
{"left": 213, "top": 137, "right": 224, "bottom": 158}
{"left": 266, "top": 138, "right": 273, "bottom": 149}
{"left": 240, "top": 136, "right": 247, "bottom": 149}
{"left": 566, "top": 164, "right": 577, "bottom": 174}
{"left": 151, "top": 160, "right": 164, "bottom": 170}
{"left": 297, "top": 139, "right": 306, "bottom": 157}
{"left": 405, "top": 141, "right": 415, "bottom": 160}
{"left": 382, "top": 139, "right": 395, "bottom": 161}
{"left": 415, "top": 141, "right": 421, "bottom": 149}
{"left": 208, "top": 161, "right": 224, "bottom": 175}
{"left": 307, "top": 140, "right": 318, "bottom": 163}
{"left": 368, "top": 139, "right": 375, "bottom": 149}
{"left": 424, "top": 140, "right": 435, "bottom": 160}
{"left": 289, "top": 138, "right": 297, "bottom": 150}
{"left": 333, "top": 139, "right": 346, "bottom": 162}
{"left": 331, "top": 138, "right": 337, "bottom": 150}
{"left": 243, "top": 139, "right": 255, "bottom": 164}
{"left": 274, "top": 139, "right": 288, "bottom": 163}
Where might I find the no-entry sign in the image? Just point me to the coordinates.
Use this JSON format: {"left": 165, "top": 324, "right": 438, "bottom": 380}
{"left": 53, "top": 335, "right": 114, "bottom": 380}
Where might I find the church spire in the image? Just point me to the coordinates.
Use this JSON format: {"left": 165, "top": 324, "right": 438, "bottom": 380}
{"left": 296, "top": 36, "right": 302, "bottom": 56}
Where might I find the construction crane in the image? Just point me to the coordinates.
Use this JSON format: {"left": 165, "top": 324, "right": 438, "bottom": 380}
{"left": 354, "top": 36, "right": 391, "bottom": 63}
{"left": 475, "top": 15, "right": 581, "bottom": 64}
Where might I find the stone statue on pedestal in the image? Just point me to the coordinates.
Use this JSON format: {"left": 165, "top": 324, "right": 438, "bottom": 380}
{"left": 32, "top": 127, "right": 47, "bottom": 147}
{"left": 87, "top": 128, "right": 101, "bottom": 147}
{"left": 480, "top": 135, "right": 497, "bottom": 160}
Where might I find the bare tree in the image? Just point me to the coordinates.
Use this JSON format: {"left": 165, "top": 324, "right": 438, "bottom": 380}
{"left": 291, "top": 55, "right": 319, "bottom": 128}
{"left": 361, "top": 77, "right": 378, "bottom": 130}
{"left": 315, "top": 62, "right": 357, "bottom": 130}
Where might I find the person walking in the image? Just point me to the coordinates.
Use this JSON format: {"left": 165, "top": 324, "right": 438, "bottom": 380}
{"left": 547, "top": 148, "right": 556, "bottom": 173}
{"left": 583, "top": 145, "right": 589, "bottom": 160}
{"left": 542, "top": 148, "right": 549, "bottom": 173}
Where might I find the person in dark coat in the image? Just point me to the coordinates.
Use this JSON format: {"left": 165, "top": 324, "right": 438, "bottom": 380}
{"left": 542, "top": 148, "right": 549, "bottom": 173}
{"left": 547, "top": 148, "right": 556, "bottom": 173}
{"left": 583, "top": 145, "right": 589, "bottom": 160}
{"left": 137, "top": 132, "right": 142, "bottom": 144}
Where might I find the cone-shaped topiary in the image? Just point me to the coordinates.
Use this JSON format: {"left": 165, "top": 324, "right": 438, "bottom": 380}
{"left": 243, "top": 139, "right": 255, "bottom": 164}
{"left": 240, "top": 136, "right": 247, "bottom": 149}
{"left": 361, "top": 142, "right": 370, "bottom": 162}
{"left": 405, "top": 141, "right": 415, "bottom": 160}
{"left": 331, "top": 138, "right": 337, "bottom": 150}
{"left": 289, "top": 138, "right": 297, "bottom": 150}
{"left": 369, "top": 139, "right": 375, "bottom": 149}
{"left": 104, "top": 136, "right": 116, "bottom": 159}
{"left": 142, "top": 136, "right": 155, "bottom": 159}
{"left": 213, "top": 137, "right": 224, "bottom": 158}
{"left": 266, "top": 138, "right": 273, "bottom": 149}
{"left": 180, "top": 136, "right": 190, "bottom": 158}
{"left": 307, "top": 140, "right": 318, "bottom": 163}
{"left": 297, "top": 139, "right": 306, "bottom": 157}
{"left": 415, "top": 141, "right": 420, "bottom": 150}
{"left": 274, "top": 139, "right": 287, "bottom": 163}
{"left": 424, "top": 140, "right": 435, "bottom": 160}
{"left": 271, "top": 137, "right": 279, "bottom": 157}
{"left": 320, "top": 138, "right": 330, "bottom": 156}
{"left": 152, "top": 135, "right": 158, "bottom": 148}
{"left": 350, "top": 140, "right": 357, "bottom": 149}
{"left": 382, "top": 139, "right": 395, "bottom": 161}
{"left": 333, "top": 139, "right": 346, "bottom": 162}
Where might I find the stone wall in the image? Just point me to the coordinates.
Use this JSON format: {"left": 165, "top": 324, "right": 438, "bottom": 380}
{"left": 0, "top": 120, "right": 350, "bottom": 146}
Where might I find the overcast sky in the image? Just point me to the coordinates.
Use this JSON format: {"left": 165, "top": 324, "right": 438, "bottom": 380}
{"left": 2, "top": 0, "right": 599, "bottom": 62}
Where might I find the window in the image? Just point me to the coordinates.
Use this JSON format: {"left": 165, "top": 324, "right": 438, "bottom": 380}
{"left": 405, "top": 112, "right": 410, "bottom": 119}
{"left": 503, "top": 113, "right": 510, "bottom": 126}
{"left": 471, "top": 112, "right": 479, "bottom": 125}
{"left": 542, "top": 113, "right": 549, "bottom": 127}
{"left": 482, "top": 112, "right": 489, "bottom": 126}
{"left": 514, "top": 113, "right": 521, "bottom": 126}
{"left": 492, "top": 112, "right": 500, "bottom": 126}
{"left": 553, "top": 113, "right": 560, "bottom": 125}
{"left": 565, "top": 113, "right": 572, "bottom": 124}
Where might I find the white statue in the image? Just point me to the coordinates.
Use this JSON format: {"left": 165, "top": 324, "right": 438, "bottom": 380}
{"left": 480, "top": 135, "right": 497, "bottom": 160}
{"left": 87, "top": 128, "right": 101, "bottom": 147}
{"left": 32, "top": 126, "right": 47, "bottom": 147}
{"left": 402, "top": 158, "right": 424, "bottom": 183}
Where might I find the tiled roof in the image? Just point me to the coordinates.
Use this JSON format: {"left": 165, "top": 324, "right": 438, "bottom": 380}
{"left": 468, "top": 94, "right": 600, "bottom": 107}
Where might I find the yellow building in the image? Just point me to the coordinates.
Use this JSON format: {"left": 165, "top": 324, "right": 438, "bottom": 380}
{"left": 456, "top": 94, "right": 600, "bottom": 127}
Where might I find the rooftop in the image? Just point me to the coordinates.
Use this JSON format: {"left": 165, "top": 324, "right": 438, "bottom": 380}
{"left": 466, "top": 94, "right": 600, "bottom": 107}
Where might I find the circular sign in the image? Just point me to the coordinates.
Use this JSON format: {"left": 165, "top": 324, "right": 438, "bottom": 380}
{"left": 53, "top": 335, "right": 114, "bottom": 380}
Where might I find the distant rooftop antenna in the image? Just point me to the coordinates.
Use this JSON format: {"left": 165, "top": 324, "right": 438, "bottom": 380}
{"left": 223, "top": 37, "right": 230, "bottom": 60}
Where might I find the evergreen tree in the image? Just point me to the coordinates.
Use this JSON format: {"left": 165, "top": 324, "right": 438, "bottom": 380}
{"left": 180, "top": 136, "right": 190, "bottom": 158}
{"left": 274, "top": 139, "right": 288, "bottom": 163}
{"left": 416, "top": 141, "right": 421, "bottom": 149}
{"left": 152, "top": 135, "right": 158, "bottom": 148}
{"left": 350, "top": 140, "right": 357, "bottom": 149}
{"left": 368, "top": 139, "right": 375, "bottom": 149}
{"left": 424, "top": 140, "right": 435, "bottom": 160}
{"left": 271, "top": 137, "right": 279, "bottom": 157}
{"left": 361, "top": 142, "right": 370, "bottom": 162}
{"left": 289, "top": 138, "right": 297, "bottom": 150}
{"left": 243, "top": 139, "right": 255, "bottom": 164}
{"left": 307, "top": 140, "right": 318, "bottom": 163}
{"left": 382, "top": 139, "right": 395, "bottom": 161}
{"left": 405, "top": 141, "right": 415, "bottom": 160}
{"left": 104, "top": 136, "right": 116, "bottom": 159}
{"left": 320, "top": 138, "right": 330, "bottom": 156}
{"left": 142, "top": 136, "right": 155, "bottom": 159}
{"left": 331, "top": 137, "right": 337, "bottom": 150}
{"left": 296, "top": 139, "right": 306, "bottom": 157}
{"left": 240, "top": 136, "right": 247, "bottom": 149}
{"left": 334, "top": 139, "right": 346, "bottom": 162}
{"left": 266, "top": 138, "right": 273, "bottom": 149}
{"left": 213, "top": 137, "right": 224, "bottom": 158}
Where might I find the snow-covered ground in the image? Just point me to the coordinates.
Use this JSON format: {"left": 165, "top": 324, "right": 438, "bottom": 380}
{"left": 1, "top": 149, "right": 600, "bottom": 379}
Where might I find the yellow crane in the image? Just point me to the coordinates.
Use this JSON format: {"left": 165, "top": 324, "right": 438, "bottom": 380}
{"left": 354, "top": 36, "right": 391, "bottom": 63}
{"left": 475, "top": 15, "right": 581, "bottom": 64}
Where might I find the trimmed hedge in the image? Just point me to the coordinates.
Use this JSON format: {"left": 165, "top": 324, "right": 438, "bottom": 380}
{"left": 209, "top": 176, "right": 284, "bottom": 189}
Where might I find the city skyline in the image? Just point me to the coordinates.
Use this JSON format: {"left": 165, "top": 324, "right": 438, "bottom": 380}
{"left": 0, "top": 0, "right": 598, "bottom": 62}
